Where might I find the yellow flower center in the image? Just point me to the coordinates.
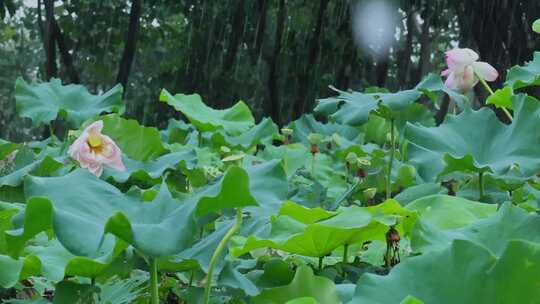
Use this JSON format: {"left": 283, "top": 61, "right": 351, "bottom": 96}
{"left": 87, "top": 133, "right": 104, "bottom": 153}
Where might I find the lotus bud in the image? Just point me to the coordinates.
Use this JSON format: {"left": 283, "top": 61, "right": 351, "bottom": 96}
{"left": 308, "top": 133, "right": 323, "bottom": 145}
{"left": 346, "top": 152, "right": 358, "bottom": 165}
{"left": 281, "top": 128, "right": 293, "bottom": 136}
{"left": 357, "top": 157, "right": 371, "bottom": 167}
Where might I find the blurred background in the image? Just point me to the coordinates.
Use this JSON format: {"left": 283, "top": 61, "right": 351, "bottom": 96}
{"left": 1, "top": 0, "right": 540, "bottom": 140}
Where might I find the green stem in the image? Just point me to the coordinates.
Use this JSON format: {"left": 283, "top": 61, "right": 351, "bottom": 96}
{"left": 341, "top": 243, "right": 349, "bottom": 277}
{"left": 476, "top": 72, "right": 513, "bottom": 122}
{"left": 342, "top": 244, "right": 349, "bottom": 264}
{"left": 198, "top": 131, "right": 203, "bottom": 147}
{"left": 203, "top": 209, "right": 243, "bottom": 304}
{"left": 386, "top": 119, "right": 395, "bottom": 200}
{"left": 478, "top": 171, "right": 485, "bottom": 199}
{"left": 318, "top": 256, "right": 324, "bottom": 271}
{"left": 149, "top": 258, "right": 159, "bottom": 304}
{"left": 188, "top": 270, "right": 194, "bottom": 287}
{"left": 312, "top": 154, "right": 316, "bottom": 178}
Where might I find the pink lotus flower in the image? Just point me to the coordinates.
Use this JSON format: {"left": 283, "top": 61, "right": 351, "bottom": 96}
{"left": 68, "top": 120, "right": 125, "bottom": 177}
{"left": 441, "top": 48, "right": 498, "bottom": 92}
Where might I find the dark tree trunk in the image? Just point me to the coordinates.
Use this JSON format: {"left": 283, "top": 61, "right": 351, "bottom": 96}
{"left": 117, "top": 0, "right": 142, "bottom": 97}
{"left": 43, "top": 0, "right": 57, "bottom": 80}
{"left": 397, "top": 8, "right": 415, "bottom": 88}
{"left": 417, "top": 15, "right": 431, "bottom": 83}
{"left": 264, "top": 0, "right": 286, "bottom": 126}
{"left": 292, "top": 0, "right": 329, "bottom": 119}
{"left": 251, "top": 0, "right": 268, "bottom": 64}
{"left": 375, "top": 54, "right": 389, "bottom": 87}
{"left": 335, "top": 3, "right": 355, "bottom": 90}
{"left": 53, "top": 20, "right": 79, "bottom": 84}
{"left": 222, "top": 0, "right": 246, "bottom": 72}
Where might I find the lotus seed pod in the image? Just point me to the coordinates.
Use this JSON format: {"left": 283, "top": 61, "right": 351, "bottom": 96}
{"left": 346, "top": 152, "right": 358, "bottom": 164}
{"left": 357, "top": 157, "right": 371, "bottom": 167}
{"left": 281, "top": 128, "right": 293, "bottom": 136}
{"left": 363, "top": 188, "right": 377, "bottom": 200}
{"left": 308, "top": 133, "right": 323, "bottom": 145}
{"left": 220, "top": 146, "right": 231, "bottom": 154}
{"left": 222, "top": 153, "right": 245, "bottom": 163}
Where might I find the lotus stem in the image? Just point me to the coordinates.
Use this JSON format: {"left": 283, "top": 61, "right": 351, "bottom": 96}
{"left": 476, "top": 72, "right": 513, "bottom": 122}
{"left": 318, "top": 256, "right": 324, "bottom": 271}
{"left": 386, "top": 119, "right": 395, "bottom": 200}
{"left": 478, "top": 171, "right": 485, "bottom": 199}
{"left": 149, "top": 258, "right": 159, "bottom": 304}
{"left": 203, "top": 208, "right": 243, "bottom": 304}
{"left": 342, "top": 243, "right": 349, "bottom": 277}
{"left": 343, "top": 243, "right": 349, "bottom": 264}
{"left": 311, "top": 153, "right": 316, "bottom": 178}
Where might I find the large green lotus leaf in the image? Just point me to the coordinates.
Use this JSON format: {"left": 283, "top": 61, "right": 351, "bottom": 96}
{"left": 414, "top": 73, "right": 468, "bottom": 109}
{"left": 278, "top": 200, "right": 335, "bottom": 224}
{"left": 19, "top": 165, "right": 256, "bottom": 257}
{"left": 0, "top": 254, "right": 39, "bottom": 288}
{"left": 258, "top": 144, "right": 310, "bottom": 178}
{"left": 163, "top": 220, "right": 235, "bottom": 274}
{"left": 160, "top": 119, "right": 195, "bottom": 145}
{"left": 405, "top": 94, "right": 540, "bottom": 182}
{"left": 349, "top": 239, "right": 540, "bottom": 303}
{"left": 15, "top": 78, "right": 123, "bottom": 128}
{"left": 159, "top": 89, "right": 254, "bottom": 135}
{"left": 393, "top": 183, "right": 446, "bottom": 205}
{"left": 209, "top": 118, "right": 278, "bottom": 149}
{"left": 506, "top": 52, "right": 540, "bottom": 89}
{"left": 217, "top": 260, "right": 260, "bottom": 296}
{"left": 100, "top": 114, "right": 167, "bottom": 161}
{"left": 232, "top": 200, "right": 409, "bottom": 257}
{"left": 315, "top": 90, "right": 377, "bottom": 125}
{"left": 252, "top": 266, "right": 340, "bottom": 304}
{"left": 0, "top": 147, "right": 64, "bottom": 187}
{"left": 412, "top": 203, "right": 540, "bottom": 256}
{"left": 288, "top": 114, "right": 362, "bottom": 146}
{"left": 103, "top": 150, "right": 197, "bottom": 183}
{"left": 405, "top": 195, "right": 496, "bottom": 230}
{"left": 243, "top": 160, "right": 288, "bottom": 217}
{"left": 19, "top": 163, "right": 263, "bottom": 257}
{"left": 195, "top": 166, "right": 258, "bottom": 216}
{"left": 315, "top": 87, "right": 421, "bottom": 125}
{"left": 0, "top": 236, "right": 122, "bottom": 286}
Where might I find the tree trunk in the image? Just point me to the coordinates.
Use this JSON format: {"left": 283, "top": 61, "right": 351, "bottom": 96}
{"left": 116, "top": 0, "right": 142, "bottom": 97}
{"left": 417, "top": 13, "right": 431, "bottom": 84}
{"left": 292, "top": 0, "right": 329, "bottom": 119}
{"left": 251, "top": 0, "right": 268, "bottom": 64}
{"left": 264, "top": 0, "right": 286, "bottom": 126}
{"left": 222, "top": 0, "right": 246, "bottom": 72}
{"left": 43, "top": 0, "right": 57, "bottom": 80}
{"left": 53, "top": 20, "right": 79, "bottom": 83}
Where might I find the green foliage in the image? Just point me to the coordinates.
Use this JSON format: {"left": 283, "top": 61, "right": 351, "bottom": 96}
{"left": 3, "top": 59, "right": 540, "bottom": 303}
{"left": 506, "top": 52, "right": 540, "bottom": 89}
{"left": 406, "top": 94, "right": 540, "bottom": 182}
{"left": 160, "top": 89, "right": 254, "bottom": 135}
{"left": 15, "top": 78, "right": 123, "bottom": 128}
{"left": 350, "top": 239, "right": 540, "bottom": 303}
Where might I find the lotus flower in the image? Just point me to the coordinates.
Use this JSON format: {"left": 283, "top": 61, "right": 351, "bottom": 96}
{"left": 68, "top": 120, "right": 125, "bottom": 177}
{"left": 441, "top": 48, "right": 498, "bottom": 92}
